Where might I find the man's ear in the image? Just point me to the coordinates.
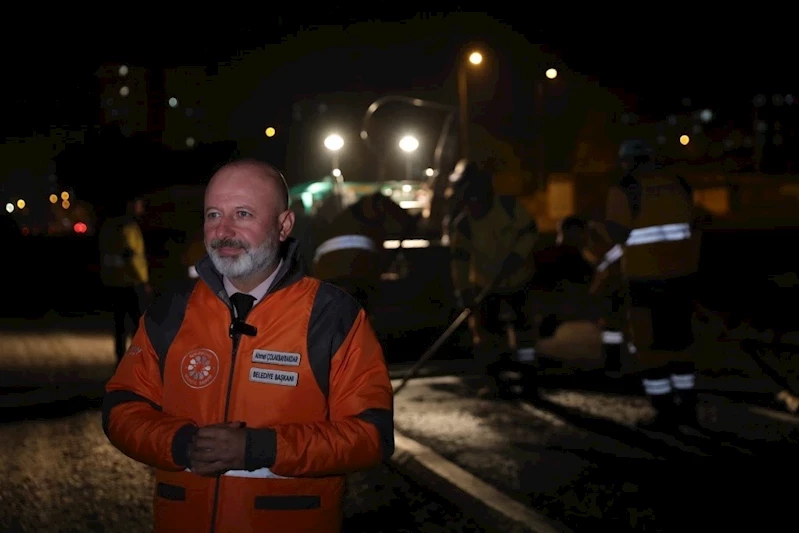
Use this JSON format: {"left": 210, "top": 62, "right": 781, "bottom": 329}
{"left": 278, "top": 210, "right": 295, "bottom": 241}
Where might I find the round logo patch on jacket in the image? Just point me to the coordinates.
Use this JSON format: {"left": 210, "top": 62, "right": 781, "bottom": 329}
{"left": 181, "top": 348, "right": 220, "bottom": 389}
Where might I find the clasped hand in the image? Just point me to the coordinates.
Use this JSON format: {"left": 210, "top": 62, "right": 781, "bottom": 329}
{"left": 188, "top": 421, "right": 248, "bottom": 477}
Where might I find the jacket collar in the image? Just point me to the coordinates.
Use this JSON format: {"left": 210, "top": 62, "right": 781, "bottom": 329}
{"left": 195, "top": 237, "right": 305, "bottom": 306}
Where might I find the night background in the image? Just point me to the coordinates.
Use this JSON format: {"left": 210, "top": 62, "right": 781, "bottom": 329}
{"left": 0, "top": 14, "right": 797, "bottom": 532}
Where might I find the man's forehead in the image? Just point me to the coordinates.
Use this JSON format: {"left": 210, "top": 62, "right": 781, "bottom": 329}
{"left": 207, "top": 161, "right": 288, "bottom": 205}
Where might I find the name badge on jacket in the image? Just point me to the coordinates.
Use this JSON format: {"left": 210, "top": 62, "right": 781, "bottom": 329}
{"left": 252, "top": 349, "right": 301, "bottom": 366}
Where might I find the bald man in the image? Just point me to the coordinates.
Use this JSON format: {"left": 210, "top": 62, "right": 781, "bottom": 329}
{"left": 103, "top": 159, "right": 394, "bottom": 533}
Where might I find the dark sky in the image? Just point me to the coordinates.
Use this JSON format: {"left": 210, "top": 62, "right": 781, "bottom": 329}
{"left": 2, "top": 15, "right": 794, "bottom": 137}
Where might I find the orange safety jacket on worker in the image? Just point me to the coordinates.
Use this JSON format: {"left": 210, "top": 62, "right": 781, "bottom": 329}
{"left": 102, "top": 238, "right": 394, "bottom": 533}
{"left": 589, "top": 168, "right": 701, "bottom": 281}
{"left": 312, "top": 192, "right": 415, "bottom": 284}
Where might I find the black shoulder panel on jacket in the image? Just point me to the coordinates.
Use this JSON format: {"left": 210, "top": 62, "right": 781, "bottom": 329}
{"left": 144, "top": 279, "right": 198, "bottom": 381}
{"left": 307, "top": 282, "right": 363, "bottom": 399}
{"left": 675, "top": 174, "right": 692, "bottom": 201}
{"left": 618, "top": 173, "right": 642, "bottom": 219}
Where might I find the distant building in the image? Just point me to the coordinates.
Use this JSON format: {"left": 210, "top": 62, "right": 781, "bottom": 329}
{"left": 96, "top": 64, "right": 152, "bottom": 139}
{"left": 95, "top": 63, "right": 214, "bottom": 150}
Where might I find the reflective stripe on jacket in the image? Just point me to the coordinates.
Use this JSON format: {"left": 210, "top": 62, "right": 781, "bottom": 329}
{"left": 312, "top": 194, "right": 414, "bottom": 284}
{"left": 594, "top": 169, "right": 701, "bottom": 280}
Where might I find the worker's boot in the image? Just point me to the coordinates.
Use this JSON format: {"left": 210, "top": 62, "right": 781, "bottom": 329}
{"left": 602, "top": 329, "right": 624, "bottom": 377}
{"left": 638, "top": 393, "right": 679, "bottom": 433}
{"left": 477, "top": 359, "right": 515, "bottom": 400}
{"left": 673, "top": 386, "right": 700, "bottom": 429}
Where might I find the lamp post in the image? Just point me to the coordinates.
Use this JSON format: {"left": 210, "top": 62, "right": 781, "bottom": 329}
{"left": 457, "top": 50, "right": 483, "bottom": 160}
{"left": 536, "top": 67, "right": 558, "bottom": 191}
{"left": 323, "top": 134, "right": 344, "bottom": 181}
{"left": 399, "top": 135, "right": 419, "bottom": 180}
{"left": 360, "top": 95, "right": 456, "bottom": 182}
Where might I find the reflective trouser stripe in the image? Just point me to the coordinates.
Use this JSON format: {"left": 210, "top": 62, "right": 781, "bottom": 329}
{"left": 314, "top": 235, "right": 376, "bottom": 262}
{"left": 671, "top": 373, "right": 695, "bottom": 390}
{"left": 602, "top": 330, "right": 623, "bottom": 344}
{"left": 643, "top": 378, "right": 672, "bottom": 395}
{"left": 516, "top": 347, "right": 536, "bottom": 362}
{"left": 596, "top": 223, "right": 692, "bottom": 272}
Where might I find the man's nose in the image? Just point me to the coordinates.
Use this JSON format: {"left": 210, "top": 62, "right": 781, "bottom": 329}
{"left": 214, "top": 216, "right": 236, "bottom": 239}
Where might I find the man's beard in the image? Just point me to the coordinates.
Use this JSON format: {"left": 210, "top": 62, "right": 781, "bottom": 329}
{"left": 206, "top": 231, "right": 280, "bottom": 280}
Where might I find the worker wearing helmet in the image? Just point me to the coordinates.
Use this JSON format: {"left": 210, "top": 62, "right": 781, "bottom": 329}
{"left": 312, "top": 192, "right": 416, "bottom": 313}
{"left": 588, "top": 139, "right": 702, "bottom": 431}
{"left": 449, "top": 163, "right": 540, "bottom": 398}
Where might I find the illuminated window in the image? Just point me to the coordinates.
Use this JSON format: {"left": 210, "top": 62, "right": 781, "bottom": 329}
{"left": 186, "top": 137, "right": 195, "bottom": 147}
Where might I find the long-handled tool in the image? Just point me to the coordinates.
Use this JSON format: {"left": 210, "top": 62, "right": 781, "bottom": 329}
{"left": 392, "top": 281, "right": 497, "bottom": 396}
{"left": 740, "top": 338, "right": 799, "bottom": 412}
{"left": 393, "top": 254, "right": 518, "bottom": 396}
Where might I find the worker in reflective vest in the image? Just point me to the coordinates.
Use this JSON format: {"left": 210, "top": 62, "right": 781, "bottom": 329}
{"left": 588, "top": 139, "right": 702, "bottom": 431}
{"left": 312, "top": 192, "right": 416, "bottom": 312}
{"left": 585, "top": 220, "right": 636, "bottom": 376}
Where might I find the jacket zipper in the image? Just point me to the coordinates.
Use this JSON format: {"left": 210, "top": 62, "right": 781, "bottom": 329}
{"left": 209, "top": 313, "right": 242, "bottom": 533}
{"left": 202, "top": 263, "right": 288, "bottom": 532}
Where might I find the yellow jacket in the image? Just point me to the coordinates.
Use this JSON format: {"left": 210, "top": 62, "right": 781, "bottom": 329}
{"left": 99, "top": 216, "right": 149, "bottom": 287}
{"left": 450, "top": 195, "right": 538, "bottom": 292}
{"left": 592, "top": 167, "right": 701, "bottom": 281}
{"left": 312, "top": 193, "right": 416, "bottom": 285}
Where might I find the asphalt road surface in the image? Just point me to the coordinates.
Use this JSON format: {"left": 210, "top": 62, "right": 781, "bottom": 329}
{"left": 4, "top": 322, "right": 799, "bottom": 532}
{"left": 0, "top": 329, "right": 488, "bottom": 533}
{"left": 392, "top": 369, "right": 799, "bottom": 532}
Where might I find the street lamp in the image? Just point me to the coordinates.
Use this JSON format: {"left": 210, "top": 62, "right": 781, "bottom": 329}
{"left": 324, "top": 134, "right": 344, "bottom": 178}
{"left": 324, "top": 133, "right": 344, "bottom": 151}
{"left": 536, "top": 66, "right": 561, "bottom": 190}
{"left": 360, "top": 95, "right": 456, "bottom": 182}
{"left": 399, "top": 135, "right": 419, "bottom": 153}
{"left": 458, "top": 48, "right": 484, "bottom": 160}
{"left": 399, "top": 135, "right": 419, "bottom": 180}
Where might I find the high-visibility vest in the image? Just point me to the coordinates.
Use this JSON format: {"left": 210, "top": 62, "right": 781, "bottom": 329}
{"left": 598, "top": 170, "right": 701, "bottom": 280}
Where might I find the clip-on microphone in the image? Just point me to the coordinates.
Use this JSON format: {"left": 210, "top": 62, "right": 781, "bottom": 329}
{"left": 230, "top": 320, "right": 258, "bottom": 338}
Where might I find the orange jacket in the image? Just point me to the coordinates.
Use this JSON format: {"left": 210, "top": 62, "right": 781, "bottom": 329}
{"left": 102, "top": 239, "right": 394, "bottom": 533}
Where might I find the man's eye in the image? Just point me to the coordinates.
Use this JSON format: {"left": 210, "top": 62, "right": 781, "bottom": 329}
{"left": 206, "top": 212, "right": 219, "bottom": 219}
{"left": 237, "top": 211, "right": 251, "bottom": 217}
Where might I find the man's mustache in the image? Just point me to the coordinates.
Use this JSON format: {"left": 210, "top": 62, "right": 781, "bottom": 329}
{"left": 210, "top": 238, "right": 249, "bottom": 251}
